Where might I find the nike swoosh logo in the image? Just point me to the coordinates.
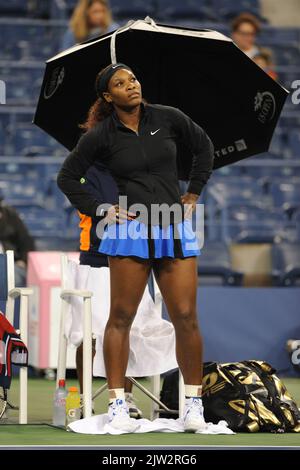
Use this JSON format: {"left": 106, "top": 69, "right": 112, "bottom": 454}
{"left": 150, "top": 128, "right": 160, "bottom": 135}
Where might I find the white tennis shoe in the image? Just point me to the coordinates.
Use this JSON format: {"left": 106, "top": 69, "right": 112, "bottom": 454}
{"left": 108, "top": 398, "right": 140, "bottom": 432}
{"left": 183, "top": 397, "right": 206, "bottom": 432}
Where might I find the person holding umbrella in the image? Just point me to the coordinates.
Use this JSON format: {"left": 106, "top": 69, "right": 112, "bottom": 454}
{"left": 57, "top": 62, "right": 214, "bottom": 432}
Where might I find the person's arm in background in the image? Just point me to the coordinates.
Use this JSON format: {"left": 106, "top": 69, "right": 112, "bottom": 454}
{"left": 57, "top": 126, "right": 107, "bottom": 217}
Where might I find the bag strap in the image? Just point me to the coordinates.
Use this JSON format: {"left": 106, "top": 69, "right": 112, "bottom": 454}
{"left": 245, "top": 361, "right": 297, "bottom": 431}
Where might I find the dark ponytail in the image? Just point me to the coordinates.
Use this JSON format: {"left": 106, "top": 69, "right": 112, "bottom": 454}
{"left": 79, "top": 64, "right": 115, "bottom": 131}
{"left": 79, "top": 96, "right": 113, "bottom": 131}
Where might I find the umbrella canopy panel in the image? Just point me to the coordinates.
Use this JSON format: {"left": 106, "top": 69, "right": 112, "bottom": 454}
{"left": 34, "top": 40, "right": 112, "bottom": 151}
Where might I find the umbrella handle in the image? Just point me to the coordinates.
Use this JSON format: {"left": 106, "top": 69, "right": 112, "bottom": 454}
{"left": 110, "top": 16, "right": 161, "bottom": 65}
{"left": 110, "top": 19, "right": 135, "bottom": 64}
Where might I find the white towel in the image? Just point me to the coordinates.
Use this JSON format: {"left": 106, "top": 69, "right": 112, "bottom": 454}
{"left": 64, "top": 262, "right": 178, "bottom": 377}
{"left": 68, "top": 414, "right": 235, "bottom": 435}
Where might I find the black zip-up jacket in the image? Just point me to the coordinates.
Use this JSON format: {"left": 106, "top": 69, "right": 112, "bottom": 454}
{"left": 57, "top": 102, "right": 214, "bottom": 225}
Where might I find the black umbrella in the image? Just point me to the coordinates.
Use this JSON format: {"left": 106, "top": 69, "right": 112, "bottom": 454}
{"left": 33, "top": 16, "right": 288, "bottom": 176}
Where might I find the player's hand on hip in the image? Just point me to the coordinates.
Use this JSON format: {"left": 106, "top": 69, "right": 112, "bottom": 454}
{"left": 107, "top": 204, "right": 136, "bottom": 224}
{"left": 181, "top": 193, "right": 199, "bottom": 219}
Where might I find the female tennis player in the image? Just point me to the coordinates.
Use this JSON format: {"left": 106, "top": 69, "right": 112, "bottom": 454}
{"left": 57, "top": 62, "right": 214, "bottom": 432}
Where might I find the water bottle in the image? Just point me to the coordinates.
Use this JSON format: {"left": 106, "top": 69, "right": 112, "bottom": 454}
{"left": 65, "top": 386, "right": 81, "bottom": 425}
{"left": 52, "top": 379, "right": 67, "bottom": 427}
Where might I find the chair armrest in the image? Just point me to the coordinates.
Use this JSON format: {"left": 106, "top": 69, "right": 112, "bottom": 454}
{"left": 60, "top": 289, "right": 93, "bottom": 299}
{"left": 8, "top": 287, "right": 34, "bottom": 299}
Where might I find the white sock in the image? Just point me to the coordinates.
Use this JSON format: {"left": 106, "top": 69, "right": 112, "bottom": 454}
{"left": 108, "top": 388, "right": 125, "bottom": 405}
{"left": 184, "top": 384, "right": 203, "bottom": 399}
{"left": 125, "top": 392, "right": 133, "bottom": 399}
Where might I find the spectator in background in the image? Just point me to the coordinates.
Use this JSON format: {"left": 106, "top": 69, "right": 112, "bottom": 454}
{"left": 231, "top": 12, "right": 277, "bottom": 80}
{"left": 253, "top": 50, "right": 278, "bottom": 81}
{"left": 231, "top": 12, "right": 262, "bottom": 59}
{"left": 61, "top": 0, "right": 119, "bottom": 51}
{"left": 0, "top": 190, "right": 35, "bottom": 286}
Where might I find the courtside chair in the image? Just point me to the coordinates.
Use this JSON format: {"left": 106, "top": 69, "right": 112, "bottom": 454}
{"left": 0, "top": 250, "right": 33, "bottom": 424}
{"left": 57, "top": 253, "right": 185, "bottom": 420}
{"left": 57, "top": 253, "right": 93, "bottom": 418}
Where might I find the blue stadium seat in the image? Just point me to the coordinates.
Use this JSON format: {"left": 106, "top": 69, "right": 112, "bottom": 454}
{"left": 206, "top": 176, "right": 269, "bottom": 241}
{"left": 213, "top": 165, "right": 244, "bottom": 177}
{"left": 21, "top": 146, "right": 53, "bottom": 158}
{"left": 0, "top": 66, "right": 43, "bottom": 105}
{"left": 272, "top": 243, "right": 300, "bottom": 286}
{"left": 0, "top": 125, "right": 5, "bottom": 154}
{"left": 3, "top": 181, "right": 45, "bottom": 207}
{"left": 197, "top": 241, "right": 243, "bottom": 285}
{"left": 260, "top": 27, "right": 300, "bottom": 47}
{"left": 17, "top": 206, "right": 66, "bottom": 237}
{"left": 288, "top": 128, "right": 300, "bottom": 157}
{"left": 35, "top": 236, "right": 79, "bottom": 251}
{"left": 62, "top": 0, "right": 77, "bottom": 6}
{"left": 208, "top": 176, "right": 265, "bottom": 206}
{"left": 212, "top": 0, "right": 260, "bottom": 20}
{"left": 282, "top": 115, "right": 300, "bottom": 132}
{"left": 2, "top": 75, "right": 33, "bottom": 105}
{"left": 0, "top": 114, "right": 10, "bottom": 154}
{"left": 272, "top": 45, "right": 300, "bottom": 66}
{"left": 243, "top": 164, "right": 299, "bottom": 180}
{"left": 0, "top": 162, "right": 60, "bottom": 181}
{"left": 0, "top": 21, "right": 60, "bottom": 60}
{"left": 0, "top": 174, "right": 23, "bottom": 185}
{"left": 49, "top": 0, "right": 75, "bottom": 20}
{"left": 291, "top": 208, "right": 300, "bottom": 239}
{"left": 268, "top": 127, "right": 287, "bottom": 157}
{"left": 32, "top": 162, "right": 63, "bottom": 180}
{"left": 277, "top": 70, "right": 300, "bottom": 96}
{"left": 6, "top": 122, "right": 59, "bottom": 156}
{"left": 270, "top": 179, "right": 300, "bottom": 217}
{"left": 223, "top": 205, "right": 288, "bottom": 243}
{"left": 45, "top": 175, "right": 71, "bottom": 211}
{"left": 0, "top": 0, "right": 28, "bottom": 16}
{"left": 109, "top": 0, "right": 155, "bottom": 18}
{"left": 156, "top": 0, "right": 216, "bottom": 20}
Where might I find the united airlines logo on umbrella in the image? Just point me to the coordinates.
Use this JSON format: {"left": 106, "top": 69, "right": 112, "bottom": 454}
{"left": 254, "top": 91, "right": 276, "bottom": 124}
{"left": 43, "top": 66, "right": 65, "bottom": 100}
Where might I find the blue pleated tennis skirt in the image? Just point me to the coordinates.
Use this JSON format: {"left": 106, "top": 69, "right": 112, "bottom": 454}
{"left": 98, "top": 218, "right": 201, "bottom": 259}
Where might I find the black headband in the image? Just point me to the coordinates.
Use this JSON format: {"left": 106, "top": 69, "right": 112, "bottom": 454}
{"left": 96, "top": 63, "right": 133, "bottom": 98}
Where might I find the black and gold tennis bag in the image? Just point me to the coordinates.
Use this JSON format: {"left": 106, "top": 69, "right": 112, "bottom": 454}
{"left": 160, "top": 360, "right": 300, "bottom": 432}
{"left": 201, "top": 360, "right": 300, "bottom": 433}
